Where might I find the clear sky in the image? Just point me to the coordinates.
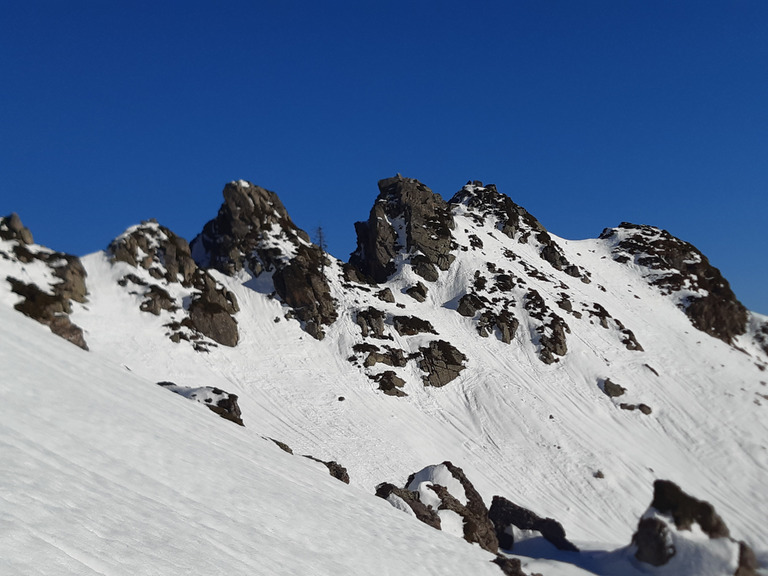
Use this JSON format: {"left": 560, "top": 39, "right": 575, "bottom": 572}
{"left": 2, "top": 1, "right": 766, "bottom": 313}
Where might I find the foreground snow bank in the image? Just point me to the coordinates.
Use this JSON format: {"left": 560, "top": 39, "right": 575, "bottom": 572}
{"left": 0, "top": 306, "right": 503, "bottom": 576}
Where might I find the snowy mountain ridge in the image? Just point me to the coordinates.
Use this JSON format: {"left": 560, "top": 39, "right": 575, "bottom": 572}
{"left": 1, "top": 176, "right": 766, "bottom": 575}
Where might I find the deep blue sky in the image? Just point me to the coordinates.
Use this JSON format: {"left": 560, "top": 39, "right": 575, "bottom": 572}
{"left": 2, "top": 2, "right": 766, "bottom": 313}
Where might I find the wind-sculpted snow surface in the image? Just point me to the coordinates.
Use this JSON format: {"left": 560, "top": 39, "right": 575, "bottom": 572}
{"left": 0, "top": 306, "right": 506, "bottom": 576}
{"left": 2, "top": 176, "right": 768, "bottom": 575}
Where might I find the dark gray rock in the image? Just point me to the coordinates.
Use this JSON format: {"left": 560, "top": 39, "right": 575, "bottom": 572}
{"left": 303, "top": 455, "right": 350, "bottom": 484}
{"left": 188, "top": 299, "right": 239, "bottom": 348}
{"left": 492, "top": 555, "right": 535, "bottom": 576}
{"left": 378, "top": 461, "right": 498, "bottom": 554}
{"left": 406, "top": 281, "right": 428, "bottom": 302}
{"left": 428, "top": 461, "right": 499, "bottom": 554}
{"left": 140, "top": 285, "right": 177, "bottom": 315}
{"left": 649, "top": 479, "right": 729, "bottom": 538}
{"left": 192, "top": 181, "right": 336, "bottom": 340}
{"left": 633, "top": 517, "right": 675, "bottom": 566}
{"left": 350, "top": 175, "right": 456, "bottom": 283}
{"left": 109, "top": 220, "right": 198, "bottom": 287}
{"left": 457, "top": 293, "right": 485, "bottom": 317}
{"left": 6, "top": 249, "right": 89, "bottom": 351}
{"left": 375, "top": 482, "right": 441, "bottom": 530}
{"left": 419, "top": 340, "right": 467, "bottom": 387}
{"left": 489, "top": 495, "right": 579, "bottom": 552}
{"left": 393, "top": 315, "right": 436, "bottom": 336}
{"left": 371, "top": 371, "right": 407, "bottom": 396}
{"left": 356, "top": 307, "right": 387, "bottom": 338}
{"left": 0, "top": 213, "right": 34, "bottom": 244}
{"left": 631, "top": 480, "right": 757, "bottom": 571}
{"left": 157, "top": 381, "right": 243, "bottom": 426}
{"left": 376, "top": 287, "right": 395, "bottom": 303}
{"left": 601, "top": 378, "right": 626, "bottom": 398}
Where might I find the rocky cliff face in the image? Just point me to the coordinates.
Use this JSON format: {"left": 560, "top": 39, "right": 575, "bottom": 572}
{"left": 1, "top": 213, "right": 89, "bottom": 349}
{"left": 191, "top": 180, "right": 336, "bottom": 339}
{"left": 350, "top": 175, "right": 456, "bottom": 283}
{"left": 109, "top": 220, "right": 240, "bottom": 349}
{"left": 600, "top": 223, "right": 748, "bottom": 345}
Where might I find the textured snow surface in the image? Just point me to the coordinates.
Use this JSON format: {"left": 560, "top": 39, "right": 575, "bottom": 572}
{"left": 2, "top": 198, "right": 767, "bottom": 574}
{"left": 0, "top": 306, "right": 503, "bottom": 576}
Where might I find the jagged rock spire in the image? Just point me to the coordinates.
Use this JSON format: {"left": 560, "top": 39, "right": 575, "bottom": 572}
{"left": 350, "top": 175, "right": 456, "bottom": 283}
{"left": 191, "top": 180, "right": 337, "bottom": 340}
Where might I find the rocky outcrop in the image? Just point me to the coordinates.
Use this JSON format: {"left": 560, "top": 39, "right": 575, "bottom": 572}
{"left": 419, "top": 340, "right": 467, "bottom": 387}
{"left": 525, "top": 290, "right": 569, "bottom": 363}
{"left": 392, "top": 315, "right": 436, "bottom": 336}
{"left": 0, "top": 212, "right": 34, "bottom": 245}
{"left": 191, "top": 181, "right": 336, "bottom": 339}
{"left": 601, "top": 223, "right": 747, "bottom": 345}
{"left": 451, "top": 182, "right": 588, "bottom": 281}
{"left": 600, "top": 378, "right": 626, "bottom": 398}
{"left": 378, "top": 461, "right": 498, "bottom": 554}
{"left": 370, "top": 371, "right": 407, "bottom": 396}
{"left": 157, "top": 381, "right": 244, "bottom": 425}
{"left": 489, "top": 495, "right": 579, "bottom": 552}
{"left": 350, "top": 175, "right": 456, "bottom": 283}
{"left": 110, "top": 219, "right": 197, "bottom": 286}
{"left": 375, "top": 482, "right": 442, "bottom": 529}
{"left": 302, "top": 455, "right": 350, "bottom": 484}
{"left": 2, "top": 214, "right": 89, "bottom": 350}
{"left": 355, "top": 307, "right": 387, "bottom": 339}
{"left": 109, "top": 221, "right": 240, "bottom": 347}
{"left": 631, "top": 480, "right": 757, "bottom": 574}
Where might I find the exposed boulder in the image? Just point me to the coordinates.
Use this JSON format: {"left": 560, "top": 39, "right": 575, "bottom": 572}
{"left": 375, "top": 482, "right": 441, "bottom": 530}
{"left": 406, "top": 281, "right": 428, "bottom": 302}
{"left": 376, "top": 287, "right": 395, "bottom": 303}
{"left": 140, "top": 285, "right": 177, "bottom": 315}
{"left": 302, "top": 455, "right": 350, "bottom": 484}
{"left": 378, "top": 461, "right": 498, "bottom": 554}
{"left": 457, "top": 293, "right": 485, "bottom": 317}
{"left": 188, "top": 299, "right": 239, "bottom": 347}
{"left": 0, "top": 212, "right": 34, "bottom": 245}
{"left": 393, "top": 315, "right": 436, "bottom": 336}
{"left": 631, "top": 480, "right": 757, "bottom": 574}
{"left": 350, "top": 175, "right": 456, "bottom": 283}
{"left": 272, "top": 243, "right": 337, "bottom": 340}
{"left": 601, "top": 223, "right": 748, "bottom": 345}
{"left": 489, "top": 495, "right": 579, "bottom": 552}
{"left": 371, "top": 371, "right": 407, "bottom": 396}
{"left": 600, "top": 378, "right": 626, "bottom": 398}
{"left": 492, "top": 555, "right": 536, "bottom": 576}
{"left": 157, "top": 381, "right": 244, "bottom": 426}
{"left": 356, "top": 307, "right": 387, "bottom": 339}
{"left": 419, "top": 340, "right": 467, "bottom": 387}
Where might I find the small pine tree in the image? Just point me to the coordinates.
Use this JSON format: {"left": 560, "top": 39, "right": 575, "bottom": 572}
{"left": 315, "top": 226, "right": 327, "bottom": 273}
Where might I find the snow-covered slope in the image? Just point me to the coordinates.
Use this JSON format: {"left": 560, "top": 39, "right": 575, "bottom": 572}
{"left": 0, "top": 304, "right": 507, "bottom": 576}
{"left": 1, "top": 176, "right": 766, "bottom": 575}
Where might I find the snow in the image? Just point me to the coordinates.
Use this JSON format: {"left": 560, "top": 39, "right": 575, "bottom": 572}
{"left": 2, "top": 194, "right": 767, "bottom": 575}
{"left": 0, "top": 305, "right": 503, "bottom": 576}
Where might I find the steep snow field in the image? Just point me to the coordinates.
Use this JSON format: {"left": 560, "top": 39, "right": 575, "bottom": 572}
{"left": 3, "top": 188, "right": 767, "bottom": 575}
{"left": 57, "top": 221, "right": 768, "bottom": 563}
{"left": 0, "top": 305, "right": 508, "bottom": 576}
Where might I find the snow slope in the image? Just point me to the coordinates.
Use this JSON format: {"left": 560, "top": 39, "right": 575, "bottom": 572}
{"left": 0, "top": 305, "right": 507, "bottom": 576}
{"left": 2, "top": 182, "right": 767, "bottom": 575}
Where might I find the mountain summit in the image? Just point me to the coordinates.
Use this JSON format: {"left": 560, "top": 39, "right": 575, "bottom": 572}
{"left": 1, "top": 176, "right": 766, "bottom": 575}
